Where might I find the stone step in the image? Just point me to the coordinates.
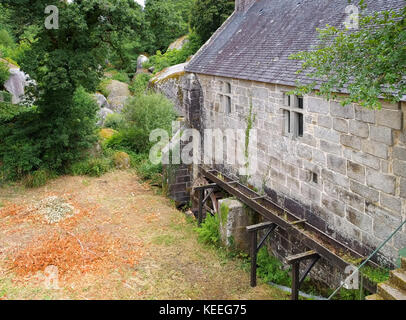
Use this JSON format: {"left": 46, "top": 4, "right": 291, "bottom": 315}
{"left": 377, "top": 282, "right": 406, "bottom": 300}
{"left": 402, "top": 257, "right": 406, "bottom": 271}
{"left": 390, "top": 270, "right": 406, "bottom": 292}
{"left": 365, "top": 294, "right": 384, "bottom": 300}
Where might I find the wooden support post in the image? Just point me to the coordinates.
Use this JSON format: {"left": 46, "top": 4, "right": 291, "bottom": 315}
{"left": 247, "top": 222, "right": 277, "bottom": 288}
{"left": 198, "top": 188, "right": 204, "bottom": 226}
{"left": 250, "top": 230, "right": 258, "bottom": 287}
{"left": 291, "top": 262, "right": 300, "bottom": 301}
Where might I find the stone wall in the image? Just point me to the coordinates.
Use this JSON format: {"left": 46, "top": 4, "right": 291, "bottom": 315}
{"left": 195, "top": 73, "right": 406, "bottom": 266}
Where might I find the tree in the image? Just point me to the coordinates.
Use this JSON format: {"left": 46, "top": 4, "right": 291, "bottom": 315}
{"left": 0, "top": 0, "right": 144, "bottom": 178}
{"left": 190, "top": 0, "right": 235, "bottom": 44}
{"left": 290, "top": 1, "right": 406, "bottom": 109}
{"left": 144, "top": 0, "right": 189, "bottom": 53}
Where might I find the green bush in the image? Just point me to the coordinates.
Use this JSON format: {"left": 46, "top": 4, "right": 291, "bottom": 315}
{"left": 104, "top": 113, "right": 125, "bottom": 131}
{"left": 24, "top": 169, "right": 54, "bottom": 188}
{"left": 129, "top": 73, "right": 151, "bottom": 96}
{"left": 107, "top": 93, "right": 176, "bottom": 154}
{"left": 256, "top": 247, "right": 292, "bottom": 287}
{"left": 0, "top": 90, "right": 11, "bottom": 103}
{"left": 111, "top": 71, "right": 130, "bottom": 84}
{"left": 0, "top": 29, "right": 14, "bottom": 48}
{"left": 144, "top": 32, "right": 202, "bottom": 73}
{"left": 195, "top": 213, "right": 221, "bottom": 246}
{"left": 134, "top": 154, "right": 162, "bottom": 184}
{"left": 0, "top": 87, "right": 98, "bottom": 180}
{"left": 70, "top": 157, "right": 112, "bottom": 177}
{"left": 97, "top": 78, "right": 112, "bottom": 98}
{"left": 0, "top": 60, "right": 10, "bottom": 87}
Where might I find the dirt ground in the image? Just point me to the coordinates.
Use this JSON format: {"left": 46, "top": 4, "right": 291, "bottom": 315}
{"left": 0, "top": 170, "right": 288, "bottom": 300}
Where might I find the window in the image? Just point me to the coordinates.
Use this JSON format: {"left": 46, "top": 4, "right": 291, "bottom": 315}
{"left": 312, "top": 172, "right": 318, "bottom": 184}
{"left": 282, "top": 93, "right": 304, "bottom": 138}
{"left": 219, "top": 81, "right": 232, "bottom": 114}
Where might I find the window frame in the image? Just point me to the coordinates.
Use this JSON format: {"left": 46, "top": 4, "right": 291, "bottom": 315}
{"left": 282, "top": 93, "right": 304, "bottom": 139}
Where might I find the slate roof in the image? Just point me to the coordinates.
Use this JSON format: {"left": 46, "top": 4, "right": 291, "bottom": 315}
{"left": 186, "top": 0, "right": 405, "bottom": 87}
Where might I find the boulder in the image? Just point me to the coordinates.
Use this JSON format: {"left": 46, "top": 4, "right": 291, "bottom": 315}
{"left": 97, "top": 107, "right": 114, "bottom": 127}
{"left": 113, "top": 151, "right": 131, "bottom": 170}
{"left": 150, "top": 62, "right": 187, "bottom": 115}
{"left": 105, "top": 80, "right": 130, "bottom": 112}
{"left": 94, "top": 93, "right": 110, "bottom": 109}
{"left": 136, "top": 55, "right": 149, "bottom": 74}
{"left": 4, "top": 68, "right": 28, "bottom": 104}
{"left": 168, "top": 35, "right": 189, "bottom": 51}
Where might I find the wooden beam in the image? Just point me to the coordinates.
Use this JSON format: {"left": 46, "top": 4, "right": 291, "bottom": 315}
{"left": 246, "top": 221, "right": 275, "bottom": 233}
{"left": 286, "top": 250, "right": 319, "bottom": 265}
{"left": 194, "top": 183, "right": 217, "bottom": 191}
{"left": 251, "top": 195, "right": 267, "bottom": 201}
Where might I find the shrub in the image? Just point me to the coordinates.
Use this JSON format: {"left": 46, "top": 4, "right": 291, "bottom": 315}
{"left": 97, "top": 79, "right": 112, "bottom": 98}
{"left": 0, "top": 29, "right": 14, "bottom": 48}
{"left": 134, "top": 154, "right": 162, "bottom": 183}
{"left": 70, "top": 157, "right": 112, "bottom": 177}
{"left": 0, "top": 60, "right": 10, "bottom": 87}
{"left": 129, "top": 73, "right": 151, "bottom": 96}
{"left": 256, "top": 247, "right": 292, "bottom": 287}
{"left": 195, "top": 214, "right": 221, "bottom": 246}
{"left": 111, "top": 71, "right": 130, "bottom": 84}
{"left": 24, "top": 169, "right": 54, "bottom": 188}
{"left": 104, "top": 113, "right": 125, "bottom": 130}
{"left": 108, "top": 93, "right": 176, "bottom": 154}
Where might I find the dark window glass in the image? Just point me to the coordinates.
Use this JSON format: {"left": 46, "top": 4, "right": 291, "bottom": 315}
{"left": 297, "top": 113, "right": 303, "bottom": 137}
{"left": 298, "top": 97, "right": 304, "bottom": 109}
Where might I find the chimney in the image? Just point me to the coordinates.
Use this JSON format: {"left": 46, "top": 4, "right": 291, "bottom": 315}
{"left": 235, "top": 0, "right": 257, "bottom": 13}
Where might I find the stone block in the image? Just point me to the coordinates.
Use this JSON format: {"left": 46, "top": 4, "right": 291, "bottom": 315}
{"left": 346, "top": 206, "right": 372, "bottom": 232}
{"left": 327, "top": 154, "right": 346, "bottom": 175}
{"left": 321, "top": 194, "right": 345, "bottom": 217}
{"left": 400, "top": 178, "right": 406, "bottom": 198}
{"left": 320, "top": 140, "right": 341, "bottom": 156}
{"left": 321, "top": 168, "right": 349, "bottom": 188}
{"left": 349, "top": 150, "right": 380, "bottom": 170}
{"left": 349, "top": 180, "right": 379, "bottom": 203}
{"left": 314, "top": 126, "right": 340, "bottom": 144}
{"left": 251, "top": 87, "right": 269, "bottom": 100}
{"left": 301, "top": 183, "right": 321, "bottom": 205}
{"left": 347, "top": 160, "right": 365, "bottom": 183}
{"left": 349, "top": 120, "right": 369, "bottom": 138}
{"left": 308, "top": 97, "right": 329, "bottom": 114}
{"left": 361, "top": 140, "right": 388, "bottom": 159}
{"left": 330, "top": 101, "right": 355, "bottom": 119}
{"left": 341, "top": 134, "right": 361, "bottom": 150}
{"left": 318, "top": 115, "right": 332, "bottom": 128}
{"left": 354, "top": 105, "right": 375, "bottom": 123}
{"left": 366, "top": 203, "right": 402, "bottom": 240}
{"left": 218, "top": 198, "right": 255, "bottom": 253}
{"left": 376, "top": 109, "right": 403, "bottom": 130}
{"left": 339, "top": 189, "right": 365, "bottom": 212}
{"left": 380, "top": 193, "right": 402, "bottom": 213}
{"left": 313, "top": 149, "right": 326, "bottom": 166}
{"left": 393, "top": 147, "right": 406, "bottom": 161}
{"left": 370, "top": 126, "right": 393, "bottom": 145}
{"left": 297, "top": 144, "right": 312, "bottom": 161}
{"left": 333, "top": 118, "right": 348, "bottom": 133}
{"left": 393, "top": 160, "right": 406, "bottom": 178}
{"left": 366, "top": 169, "right": 396, "bottom": 195}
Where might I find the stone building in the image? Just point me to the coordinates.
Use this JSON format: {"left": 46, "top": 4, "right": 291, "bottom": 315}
{"left": 162, "top": 0, "right": 406, "bottom": 284}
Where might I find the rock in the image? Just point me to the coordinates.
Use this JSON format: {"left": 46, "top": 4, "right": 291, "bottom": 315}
{"left": 168, "top": 35, "right": 189, "bottom": 51}
{"left": 113, "top": 151, "right": 131, "bottom": 170}
{"left": 137, "top": 55, "right": 149, "bottom": 73}
{"left": 94, "top": 93, "right": 110, "bottom": 109}
{"left": 105, "top": 80, "right": 130, "bottom": 112}
{"left": 150, "top": 62, "right": 187, "bottom": 114}
{"left": 97, "top": 107, "right": 114, "bottom": 127}
{"left": 4, "top": 68, "right": 28, "bottom": 104}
